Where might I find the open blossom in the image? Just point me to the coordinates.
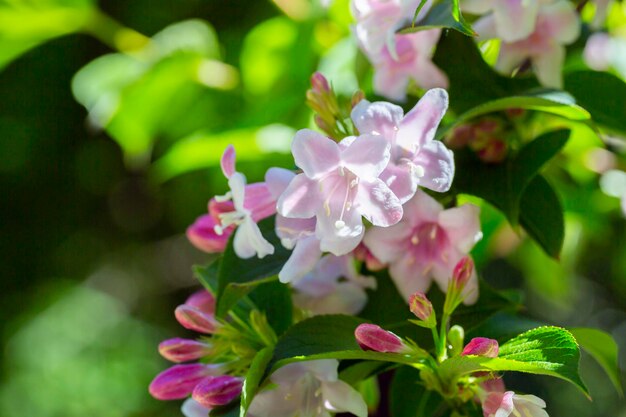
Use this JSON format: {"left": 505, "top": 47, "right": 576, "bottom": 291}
{"left": 292, "top": 254, "right": 376, "bottom": 315}
{"left": 474, "top": 0, "right": 580, "bottom": 88}
{"left": 247, "top": 360, "right": 367, "bottom": 417}
{"left": 364, "top": 190, "right": 482, "bottom": 302}
{"left": 352, "top": 89, "right": 454, "bottom": 203}
{"left": 277, "top": 129, "right": 403, "bottom": 256}
{"left": 482, "top": 391, "right": 549, "bottom": 417}
{"left": 211, "top": 145, "right": 276, "bottom": 259}
{"left": 462, "top": 0, "right": 551, "bottom": 42}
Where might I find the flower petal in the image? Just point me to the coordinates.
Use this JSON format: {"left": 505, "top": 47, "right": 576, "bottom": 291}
{"left": 265, "top": 167, "right": 296, "bottom": 199}
{"left": 495, "top": 43, "right": 529, "bottom": 74}
{"left": 354, "top": 178, "right": 403, "bottom": 227}
{"left": 292, "top": 129, "right": 340, "bottom": 178}
{"left": 182, "top": 398, "right": 211, "bottom": 417}
{"left": 364, "top": 223, "right": 412, "bottom": 263}
{"left": 389, "top": 256, "right": 433, "bottom": 301}
{"left": 438, "top": 203, "right": 482, "bottom": 252}
{"left": 493, "top": 0, "right": 539, "bottom": 42}
{"left": 294, "top": 282, "right": 368, "bottom": 315}
{"left": 233, "top": 218, "right": 275, "bottom": 259}
{"left": 316, "top": 207, "right": 364, "bottom": 256}
{"left": 380, "top": 161, "right": 418, "bottom": 204}
{"left": 220, "top": 145, "right": 236, "bottom": 178}
{"left": 302, "top": 359, "right": 340, "bottom": 382}
{"left": 402, "top": 189, "right": 443, "bottom": 226}
{"left": 228, "top": 172, "right": 247, "bottom": 213}
{"left": 351, "top": 100, "right": 404, "bottom": 138}
{"left": 474, "top": 15, "right": 498, "bottom": 41}
{"left": 541, "top": 0, "right": 580, "bottom": 43}
{"left": 461, "top": 0, "right": 494, "bottom": 14}
{"left": 278, "top": 235, "right": 322, "bottom": 284}
{"left": 341, "top": 134, "right": 391, "bottom": 181}
{"left": 413, "top": 140, "right": 455, "bottom": 193}
{"left": 322, "top": 380, "right": 368, "bottom": 417}
{"left": 396, "top": 88, "right": 449, "bottom": 153}
{"left": 532, "top": 44, "right": 565, "bottom": 88}
{"left": 373, "top": 67, "right": 411, "bottom": 102}
{"left": 277, "top": 174, "right": 321, "bottom": 219}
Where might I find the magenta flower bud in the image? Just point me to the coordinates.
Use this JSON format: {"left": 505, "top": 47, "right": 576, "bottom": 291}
{"left": 311, "top": 72, "right": 331, "bottom": 93}
{"left": 148, "top": 364, "right": 222, "bottom": 400}
{"left": 158, "top": 338, "right": 212, "bottom": 363}
{"left": 354, "top": 323, "right": 409, "bottom": 353}
{"left": 409, "top": 292, "right": 435, "bottom": 326}
{"left": 462, "top": 337, "right": 499, "bottom": 358}
{"left": 186, "top": 214, "right": 232, "bottom": 253}
{"left": 175, "top": 305, "right": 219, "bottom": 334}
{"left": 185, "top": 290, "right": 216, "bottom": 315}
{"left": 192, "top": 375, "right": 243, "bottom": 408}
{"left": 453, "top": 256, "right": 474, "bottom": 289}
{"left": 477, "top": 139, "right": 507, "bottom": 164}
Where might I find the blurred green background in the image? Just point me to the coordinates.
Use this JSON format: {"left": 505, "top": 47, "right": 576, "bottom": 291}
{"left": 0, "top": 0, "right": 624, "bottom": 416}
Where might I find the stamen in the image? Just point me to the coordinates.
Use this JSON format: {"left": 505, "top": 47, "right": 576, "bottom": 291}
{"left": 339, "top": 166, "right": 345, "bottom": 176}
{"left": 335, "top": 220, "right": 346, "bottom": 229}
{"left": 324, "top": 201, "right": 331, "bottom": 216}
{"left": 411, "top": 234, "right": 419, "bottom": 245}
{"left": 350, "top": 178, "right": 359, "bottom": 188}
{"left": 314, "top": 388, "right": 322, "bottom": 397}
{"left": 423, "top": 264, "right": 433, "bottom": 275}
{"left": 412, "top": 164, "right": 425, "bottom": 178}
{"left": 430, "top": 224, "right": 438, "bottom": 240}
{"left": 214, "top": 191, "right": 232, "bottom": 202}
{"left": 214, "top": 225, "right": 224, "bottom": 235}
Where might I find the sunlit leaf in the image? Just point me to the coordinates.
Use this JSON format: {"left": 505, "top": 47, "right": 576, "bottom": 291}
{"left": 240, "top": 347, "right": 274, "bottom": 417}
{"left": 402, "top": 0, "right": 476, "bottom": 37}
{"left": 570, "top": 328, "right": 623, "bottom": 395}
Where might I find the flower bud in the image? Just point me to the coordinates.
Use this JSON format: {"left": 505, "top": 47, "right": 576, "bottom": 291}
{"left": 351, "top": 90, "right": 365, "bottom": 108}
{"left": 462, "top": 337, "right": 499, "bottom": 358}
{"left": 409, "top": 292, "right": 436, "bottom": 328}
{"left": 311, "top": 72, "right": 331, "bottom": 93}
{"left": 175, "top": 305, "right": 219, "bottom": 334}
{"left": 149, "top": 364, "right": 222, "bottom": 400}
{"left": 447, "top": 325, "right": 465, "bottom": 357}
{"left": 192, "top": 375, "right": 243, "bottom": 408}
{"left": 355, "top": 323, "right": 409, "bottom": 353}
{"left": 477, "top": 139, "right": 507, "bottom": 164}
{"left": 453, "top": 256, "right": 474, "bottom": 290}
{"left": 185, "top": 290, "right": 216, "bottom": 315}
{"left": 353, "top": 243, "right": 385, "bottom": 271}
{"left": 158, "top": 338, "right": 212, "bottom": 363}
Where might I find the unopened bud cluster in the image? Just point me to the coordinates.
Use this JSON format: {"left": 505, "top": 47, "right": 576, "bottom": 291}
{"left": 446, "top": 117, "right": 512, "bottom": 163}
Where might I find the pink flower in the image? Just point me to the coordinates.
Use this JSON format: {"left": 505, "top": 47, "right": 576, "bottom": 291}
{"left": 364, "top": 190, "right": 482, "bottom": 302}
{"left": 475, "top": 0, "right": 580, "bottom": 88}
{"left": 354, "top": 242, "right": 385, "bottom": 271}
{"left": 291, "top": 254, "right": 376, "bottom": 315}
{"left": 482, "top": 391, "right": 549, "bottom": 417}
{"left": 370, "top": 32, "right": 448, "bottom": 102}
{"left": 352, "top": 89, "right": 454, "bottom": 203}
{"left": 462, "top": 0, "right": 545, "bottom": 42}
{"left": 409, "top": 291, "right": 435, "bottom": 327}
{"left": 186, "top": 214, "right": 232, "bottom": 253}
{"left": 462, "top": 337, "right": 499, "bottom": 358}
{"left": 192, "top": 375, "right": 243, "bottom": 408}
{"left": 355, "top": 323, "right": 411, "bottom": 353}
{"left": 584, "top": 32, "right": 612, "bottom": 71}
{"left": 185, "top": 289, "right": 216, "bottom": 314}
{"left": 159, "top": 338, "right": 213, "bottom": 363}
{"left": 277, "top": 130, "right": 403, "bottom": 256}
{"left": 212, "top": 145, "right": 276, "bottom": 259}
{"left": 148, "top": 363, "right": 224, "bottom": 400}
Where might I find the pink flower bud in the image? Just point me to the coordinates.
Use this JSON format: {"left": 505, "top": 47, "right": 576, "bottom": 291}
{"left": 311, "top": 72, "right": 331, "bottom": 93}
{"left": 477, "top": 139, "right": 507, "bottom": 164}
{"left": 192, "top": 375, "right": 243, "bottom": 408}
{"left": 158, "top": 338, "right": 212, "bottom": 363}
{"left": 149, "top": 364, "right": 222, "bottom": 400}
{"left": 354, "top": 323, "right": 408, "bottom": 353}
{"left": 185, "top": 290, "right": 216, "bottom": 315}
{"left": 409, "top": 292, "right": 434, "bottom": 324}
{"left": 446, "top": 124, "right": 475, "bottom": 149}
{"left": 461, "top": 337, "right": 499, "bottom": 358}
{"left": 453, "top": 256, "right": 474, "bottom": 290}
{"left": 353, "top": 243, "right": 385, "bottom": 271}
{"left": 175, "top": 305, "right": 219, "bottom": 334}
{"left": 186, "top": 214, "right": 232, "bottom": 253}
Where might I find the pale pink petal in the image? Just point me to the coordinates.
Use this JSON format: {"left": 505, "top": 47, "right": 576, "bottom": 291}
{"left": 495, "top": 43, "right": 529, "bottom": 74}
{"left": 364, "top": 223, "right": 413, "bottom": 263}
{"left": 482, "top": 391, "right": 514, "bottom": 416}
{"left": 341, "top": 134, "right": 391, "bottom": 180}
{"left": 265, "top": 167, "right": 296, "bottom": 199}
{"left": 275, "top": 216, "right": 316, "bottom": 247}
{"left": 402, "top": 190, "right": 443, "bottom": 226}
{"left": 278, "top": 235, "right": 322, "bottom": 284}
{"left": 228, "top": 172, "right": 247, "bottom": 213}
{"left": 513, "top": 394, "right": 548, "bottom": 411}
{"left": 270, "top": 363, "right": 309, "bottom": 385}
{"left": 411, "top": 58, "right": 450, "bottom": 90}
{"left": 247, "top": 385, "right": 299, "bottom": 417}
{"left": 354, "top": 178, "right": 403, "bottom": 227}
{"left": 584, "top": 33, "right": 612, "bottom": 71}
{"left": 461, "top": 0, "right": 494, "bottom": 14}
{"left": 532, "top": 44, "right": 565, "bottom": 88}
{"left": 541, "top": 1, "right": 580, "bottom": 43}
{"left": 321, "top": 380, "right": 368, "bottom": 417}
{"left": 493, "top": 0, "right": 539, "bottom": 42}
{"left": 277, "top": 174, "right": 321, "bottom": 219}
{"left": 292, "top": 129, "right": 340, "bottom": 178}
{"left": 461, "top": 266, "right": 479, "bottom": 305}
{"left": 373, "top": 66, "right": 411, "bottom": 102}
{"left": 474, "top": 15, "right": 498, "bottom": 41}
{"left": 220, "top": 145, "right": 236, "bottom": 178}
{"left": 389, "top": 255, "right": 433, "bottom": 300}
{"left": 413, "top": 140, "right": 455, "bottom": 192}
{"left": 380, "top": 161, "right": 418, "bottom": 204}
{"left": 182, "top": 398, "right": 211, "bottom": 417}
{"left": 244, "top": 183, "right": 276, "bottom": 221}
{"left": 186, "top": 214, "right": 231, "bottom": 253}
{"left": 294, "top": 282, "right": 368, "bottom": 315}
{"left": 233, "top": 218, "right": 274, "bottom": 259}
{"left": 438, "top": 203, "right": 482, "bottom": 252}
{"left": 351, "top": 100, "right": 405, "bottom": 138}
{"left": 396, "top": 88, "right": 449, "bottom": 153}
{"left": 316, "top": 208, "right": 364, "bottom": 255}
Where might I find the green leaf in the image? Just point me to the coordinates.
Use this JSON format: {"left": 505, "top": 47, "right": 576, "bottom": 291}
{"left": 453, "top": 130, "right": 568, "bottom": 256}
{"left": 240, "top": 347, "right": 274, "bottom": 417}
{"left": 518, "top": 175, "right": 564, "bottom": 258}
{"left": 194, "top": 262, "right": 220, "bottom": 293}
{"left": 570, "top": 328, "right": 623, "bottom": 395}
{"left": 268, "top": 315, "right": 423, "bottom": 373}
{"left": 390, "top": 366, "right": 446, "bottom": 417}
{"left": 248, "top": 280, "right": 293, "bottom": 336}
{"left": 216, "top": 217, "right": 291, "bottom": 318}
{"left": 402, "top": 0, "right": 476, "bottom": 37}
{"left": 564, "top": 71, "right": 626, "bottom": 135}
{"left": 439, "top": 326, "right": 589, "bottom": 397}
{"left": 339, "top": 361, "right": 396, "bottom": 385}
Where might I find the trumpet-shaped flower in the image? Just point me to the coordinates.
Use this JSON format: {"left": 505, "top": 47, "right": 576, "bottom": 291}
{"left": 352, "top": 89, "right": 454, "bottom": 203}
{"left": 213, "top": 145, "right": 276, "bottom": 259}
{"left": 277, "top": 130, "right": 403, "bottom": 256}
{"left": 364, "top": 190, "right": 482, "bottom": 302}
{"left": 482, "top": 391, "right": 549, "bottom": 417}
{"left": 292, "top": 254, "right": 376, "bottom": 315}
{"left": 247, "top": 360, "right": 367, "bottom": 417}
{"left": 475, "top": 0, "right": 580, "bottom": 88}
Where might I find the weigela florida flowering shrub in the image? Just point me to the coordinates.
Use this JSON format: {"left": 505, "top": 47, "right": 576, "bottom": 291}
{"left": 147, "top": 1, "right": 625, "bottom": 417}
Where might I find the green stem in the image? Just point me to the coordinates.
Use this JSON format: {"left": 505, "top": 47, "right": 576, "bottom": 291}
{"left": 437, "top": 313, "right": 450, "bottom": 362}
{"left": 82, "top": 9, "right": 149, "bottom": 53}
